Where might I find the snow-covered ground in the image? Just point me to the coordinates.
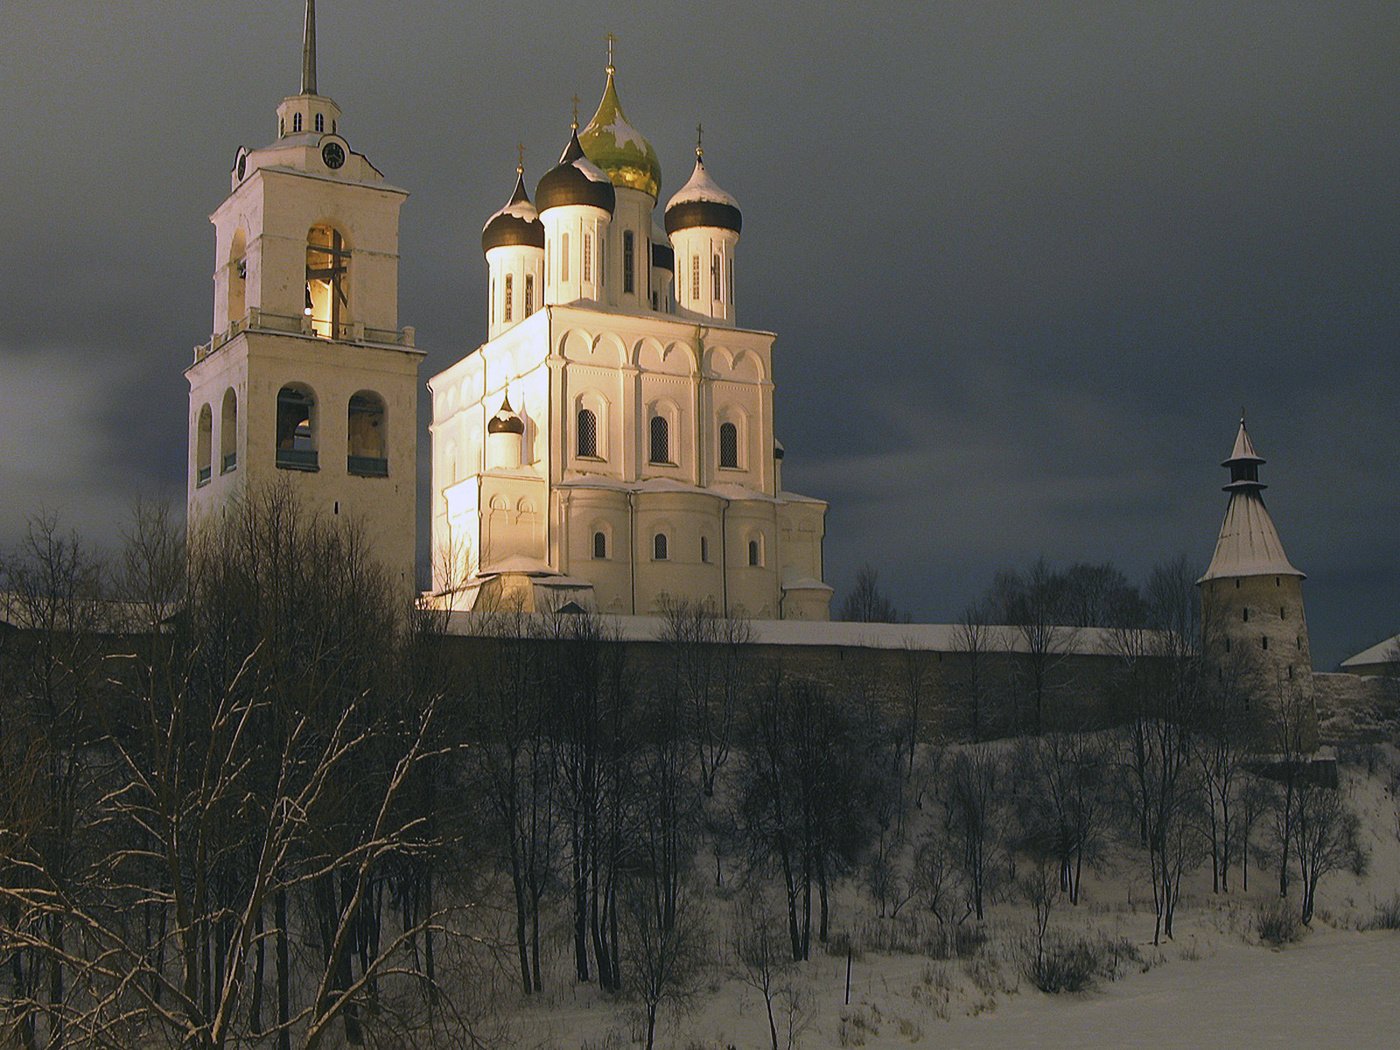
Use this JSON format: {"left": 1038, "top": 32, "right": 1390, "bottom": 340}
{"left": 511, "top": 748, "right": 1400, "bottom": 1049}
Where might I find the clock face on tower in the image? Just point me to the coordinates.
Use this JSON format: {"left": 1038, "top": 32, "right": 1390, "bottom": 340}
{"left": 322, "top": 142, "right": 345, "bottom": 170}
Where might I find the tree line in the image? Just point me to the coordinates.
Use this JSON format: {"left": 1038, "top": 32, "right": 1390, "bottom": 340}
{"left": 0, "top": 494, "right": 1368, "bottom": 1049}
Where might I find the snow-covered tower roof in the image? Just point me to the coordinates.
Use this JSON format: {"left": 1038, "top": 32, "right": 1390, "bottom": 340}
{"left": 1198, "top": 416, "right": 1304, "bottom": 583}
{"left": 482, "top": 164, "right": 545, "bottom": 253}
{"left": 664, "top": 147, "right": 742, "bottom": 235}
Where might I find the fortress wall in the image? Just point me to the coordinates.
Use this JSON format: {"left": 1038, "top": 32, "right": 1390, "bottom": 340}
{"left": 1313, "top": 671, "right": 1400, "bottom": 746}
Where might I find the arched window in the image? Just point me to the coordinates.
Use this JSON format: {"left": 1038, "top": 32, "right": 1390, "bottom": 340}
{"left": 691, "top": 255, "right": 700, "bottom": 300}
{"left": 275, "top": 385, "right": 318, "bottom": 470}
{"left": 748, "top": 538, "right": 762, "bottom": 567}
{"left": 314, "top": 113, "right": 324, "bottom": 132}
{"left": 525, "top": 274, "right": 534, "bottom": 315}
{"left": 719, "top": 422, "right": 739, "bottom": 469}
{"left": 504, "top": 274, "right": 513, "bottom": 322}
{"left": 623, "top": 230, "right": 635, "bottom": 293}
{"left": 196, "top": 404, "right": 212, "bottom": 487}
{"left": 561, "top": 232, "right": 570, "bottom": 281}
{"left": 712, "top": 254, "right": 721, "bottom": 301}
{"left": 593, "top": 531, "right": 608, "bottom": 559}
{"left": 653, "top": 533, "right": 669, "bottom": 561}
{"left": 293, "top": 113, "right": 302, "bottom": 132}
{"left": 220, "top": 388, "right": 237, "bottom": 473}
{"left": 348, "top": 392, "right": 387, "bottom": 476}
{"left": 306, "top": 225, "right": 349, "bottom": 338}
{"left": 583, "top": 232, "right": 593, "bottom": 282}
{"left": 577, "top": 408, "right": 598, "bottom": 458}
{"left": 227, "top": 228, "right": 247, "bottom": 326}
{"left": 649, "top": 415, "right": 670, "bottom": 465}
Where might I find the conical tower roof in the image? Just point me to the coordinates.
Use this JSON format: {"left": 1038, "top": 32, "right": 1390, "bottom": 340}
{"left": 579, "top": 62, "right": 662, "bottom": 199}
{"left": 665, "top": 147, "right": 742, "bottom": 235}
{"left": 1199, "top": 417, "right": 1304, "bottom": 582}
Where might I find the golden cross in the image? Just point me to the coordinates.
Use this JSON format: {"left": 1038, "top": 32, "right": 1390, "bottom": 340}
{"left": 516, "top": 142, "right": 525, "bottom": 174}
{"left": 571, "top": 94, "right": 580, "bottom": 129}
{"left": 696, "top": 122, "right": 704, "bottom": 159}
{"left": 605, "top": 32, "right": 617, "bottom": 70}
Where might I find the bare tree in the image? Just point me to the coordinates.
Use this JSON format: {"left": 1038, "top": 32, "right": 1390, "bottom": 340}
{"left": 1012, "top": 731, "right": 1111, "bottom": 905}
{"left": 838, "top": 564, "right": 905, "bottom": 623}
{"left": 1265, "top": 683, "right": 1313, "bottom": 900}
{"left": 951, "top": 603, "right": 991, "bottom": 740}
{"left": 990, "top": 558, "right": 1079, "bottom": 733}
{"left": 732, "top": 889, "right": 809, "bottom": 1050}
{"left": 938, "top": 745, "right": 1005, "bottom": 921}
{"left": 1293, "top": 781, "right": 1367, "bottom": 924}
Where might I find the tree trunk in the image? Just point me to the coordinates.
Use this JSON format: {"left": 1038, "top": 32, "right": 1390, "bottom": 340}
{"left": 276, "top": 889, "right": 291, "bottom": 1050}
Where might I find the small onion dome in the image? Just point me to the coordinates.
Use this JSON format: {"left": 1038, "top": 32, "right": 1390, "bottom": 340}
{"left": 578, "top": 65, "right": 662, "bottom": 199}
{"left": 487, "top": 397, "right": 525, "bottom": 435}
{"left": 536, "top": 128, "right": 616, "bottom": 214}
{"left": 651, "top": 222, "right": 674, "bottom": 271}
{"left": 664, "top": 152, "right": 741, "bottom": 235}
{"left": 482, "top": 167, "right": 545, "bottom": 254}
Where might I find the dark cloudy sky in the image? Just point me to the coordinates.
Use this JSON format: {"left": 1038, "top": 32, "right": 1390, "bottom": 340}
{"left": 2, "top": 1, "right": 1396, "bottom": 667}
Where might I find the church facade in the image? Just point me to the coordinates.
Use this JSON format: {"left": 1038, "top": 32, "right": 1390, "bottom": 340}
{"left": 427, "top": 64, "right": 830, "bottom": 618}
{"left": 184, "top": 3, "right": 830, "bottom": 618}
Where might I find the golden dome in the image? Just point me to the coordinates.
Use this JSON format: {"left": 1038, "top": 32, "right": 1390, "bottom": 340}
{"left": 578, "top": 66, "right": 662, "bottom": 199}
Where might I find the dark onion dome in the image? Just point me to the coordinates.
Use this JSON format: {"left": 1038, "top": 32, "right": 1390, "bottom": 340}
{"left": 487, "top": 397, "right": 525, "bottom": 435}
{"left": 664, "top": 152, "right": 741, "bottom": 235}
{"left": 536, "top": 128, "right": 616, "bottom": 214}
{"left": 651, "top": 226, "right": 674, "bottom": 272}
{"left": 482, "top": 167, "right": 545, "bottom": 254}
{"left": 578, "top": 65, "right": 662, "bottom": 199}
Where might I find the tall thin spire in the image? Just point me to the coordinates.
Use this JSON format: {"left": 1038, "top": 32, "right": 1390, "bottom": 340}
{"left": 301, "top": 0, "right": 318, "bottom": 95}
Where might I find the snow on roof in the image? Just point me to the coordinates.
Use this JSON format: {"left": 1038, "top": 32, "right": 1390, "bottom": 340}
{"left": 574, "top": 155, "right": 613, "bottom": 184}
{"left": 667, "top": 157, "right": 738, "bottom": 210}
{"left": 1198, "top": 489, "right": 1304, "bottom": 582}
{"left": 443, "top": 611, "right": 1144, "bottom": 656}
{"left": 1340, "top": 634, "right": 1400, "bottom": 669}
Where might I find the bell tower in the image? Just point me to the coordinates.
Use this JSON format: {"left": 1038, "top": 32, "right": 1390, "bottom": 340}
{"left": 186, "top": 0, "right": 424, "bottom": 593}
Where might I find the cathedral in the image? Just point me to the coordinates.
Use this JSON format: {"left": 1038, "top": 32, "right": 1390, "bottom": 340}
{"left": 185, "top": 3, "right": 832, "bottom": 619}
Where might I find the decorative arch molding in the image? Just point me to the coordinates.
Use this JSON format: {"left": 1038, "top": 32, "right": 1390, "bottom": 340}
{"left": 704, "top": 344, "right": 737, "bottom": 377}
{"left": 592, "top": 332, "right": 627, "bottom": 369}
{"left": 730, "top": 348, "right": 766, "bottom": 382}
{"left": 560, "top": 327, "right": 604, "bottom": 363}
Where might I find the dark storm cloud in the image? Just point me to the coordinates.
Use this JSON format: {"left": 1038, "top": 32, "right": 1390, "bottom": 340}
{"left": 1, "top": 2, "right": 1395, "bottom": 666}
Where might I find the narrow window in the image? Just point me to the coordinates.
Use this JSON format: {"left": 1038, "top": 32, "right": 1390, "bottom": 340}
{"left": 1296, "top": 636, "right": 1302, "bottom": 650}
{"left": 561, "top": 233, "right": 570, "bottom": 281}
{"left": 1234, "top": 579, "right": 1241, "bottom": 589}
{"left": 490, "top": 279, "right": 495, "bottom": 323}
{"left": 728, "top": 264, "right": 734, "bottom": 304}
{"left": 691, "top": 255, "right": 700, "bottom": 300}
{"left": 1261, "top": 636, "right": 1268, "bottom": 650}
{"left": 1280, "top": 606, "right": 1286, "bottom": 619}
{"left": 347, "top": 392, "right": 387, "bottom": 476}
{"left": 1287, "top": 665, "right": 1293, "bottom": 680}
{"left": 1225, "top": 637, "right": 1231, "bottom": 653}
{"left": 599, "top": 240, "right": 605, "bottom": 287}
{"left": 649, "top": 415, "right": 670, "bottom": 464}
{"left": 748, "top": 539, "right": 761, "bottom": 567}
{"left": 583, "top": 232, "right": 592, "bottom": 282}
{"left": 293, "top": 113, "right": 302, "bottom": 132}
{"left": 624, "top": 230, "right": 635, "bottom": 293}
{"left": 504, "top": 274, "right": 513, "bottom": 322}
{"left": 593, "top": 531, "right": 608, "bottom": 559}
{"left": 700, "top": 536, "right": 709, "bottom": 563}
{"left": 1275, "top": 577, "right": 1280, "bottom": 587}
{"left": 577, "top": 408, "right": 598, "bottom": 458}
{"left": 1242, "top": 607, "right": 1249, "bottom": 622}
{"left": 196, "top": 404, "right": 212, "bottom": 487}
{"left": 220, "top": 388, "right": 237, "bottom": 473}
{"left": 719, "top": 422, "right": 739, "bottom": 468}
{"left": 314, "top": 113, "right": 324, "bottom": 132}
{"left": 654, "top": 533, "right": 669, "bottom": 560}
{"left": 525, "top": 274, "right": 534, "bottom": 315}
{"left": 275, "top": 386, "right": 317, "bottom": 470}
{"left": 712, "top": 254, "right": 720, "bottom": 301}
{"left": 651, "top": 291, "right": 659, "bottom": 310}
